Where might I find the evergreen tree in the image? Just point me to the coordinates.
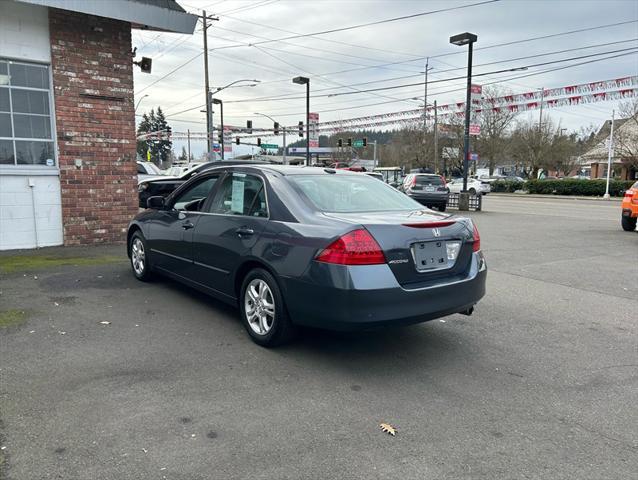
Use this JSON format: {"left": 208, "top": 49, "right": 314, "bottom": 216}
{"left": 135, "top": 107, "right": 173, "bottom": 166}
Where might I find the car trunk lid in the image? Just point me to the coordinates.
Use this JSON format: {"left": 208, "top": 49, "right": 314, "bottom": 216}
{"left": 323, "top": 210, "right": 474, "bottom": 286}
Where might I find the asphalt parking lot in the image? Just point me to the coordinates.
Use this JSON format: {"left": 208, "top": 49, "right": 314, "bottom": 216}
{"left": 1, "top": 195, "right": 636, "bottom": 480}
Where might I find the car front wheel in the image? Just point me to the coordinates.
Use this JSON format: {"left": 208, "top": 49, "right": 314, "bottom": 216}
{"left": 129, "top": 231, "right": 153, "bottom": 281}
{"left": 621, "top": 215, "right": 637, "bottom": 231}
{"left": 239, "top": 268, "right": 295, "bottom": 347}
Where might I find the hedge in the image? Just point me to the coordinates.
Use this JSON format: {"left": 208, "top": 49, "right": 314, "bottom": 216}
{"left": 490, "top": 180, "right": 525, "bottom": 193}
{"left": 525, "top": 179, "right": 633, "bottom": 197}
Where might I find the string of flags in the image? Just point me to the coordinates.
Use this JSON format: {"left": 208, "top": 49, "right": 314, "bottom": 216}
{"left": 136, "top": 76, "right": 637, "bottom": 141}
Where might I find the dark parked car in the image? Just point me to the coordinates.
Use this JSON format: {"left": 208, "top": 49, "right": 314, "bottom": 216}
{"left": 137, "top": 160, "right": 272, "bottom": 208}
{"left": 401, "top": 173, "right": 449, "bottom": 211}
{"left": 127, "top": 165, "right": 486, "bottom": 346}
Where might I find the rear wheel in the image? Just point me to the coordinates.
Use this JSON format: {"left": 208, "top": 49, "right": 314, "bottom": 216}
{"left": 438, "top": 204, "right": 447, "bottom": 212}
{"left": 621, "top": 215, "right": 637, "bottom": 231}
{"left": 129, "top": 231, "right": 153, "bottom": 281}
{"left": 239, "top": 268, "right": 295, "bottom": 347}
{"left": 469, "top": 188, "right": 477, "bottom": 195}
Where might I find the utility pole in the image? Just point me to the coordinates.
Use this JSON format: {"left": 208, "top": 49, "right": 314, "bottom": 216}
{"left": 282, "top": 127, "right": 287, "bottom": 164}
{"left": 187, "top": 129, "right": 191, "bottom": 162}
{"left": 604, "top": 110, "right": 615, "bottom": 199}
{"left": 423, "top": 58, "right": 429, "bottom": 130}
{"left": 434, "top": 100, "right": 439, "bottom": 174}
{"left": 373, "top": 140, "right": 378, "bottom": 169}
{"left": 201, "top": 10, "right": 218, "bottom": 157}
{"left": 538, "top": 87, "right": 544, "bottom": 134}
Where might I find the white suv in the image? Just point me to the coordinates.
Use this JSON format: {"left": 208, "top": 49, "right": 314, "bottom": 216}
{"left": 447, "top": 177, "right": 491, "bottom": 195}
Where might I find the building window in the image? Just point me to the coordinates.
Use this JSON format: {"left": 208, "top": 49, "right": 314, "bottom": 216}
{"left": 0, "top": 59, "right": 55, "bottom": 167}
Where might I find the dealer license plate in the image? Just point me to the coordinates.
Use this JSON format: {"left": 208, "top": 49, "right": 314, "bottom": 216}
{"left": 413, "top": 240, "right": 447, "bottom": 271}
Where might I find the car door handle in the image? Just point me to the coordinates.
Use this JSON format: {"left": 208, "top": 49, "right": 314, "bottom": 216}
{"left": 181, "top": 221, "right": 195, "bottom": 230}
{"left": 236, "top": 226, "right": 254, "bottom": 237}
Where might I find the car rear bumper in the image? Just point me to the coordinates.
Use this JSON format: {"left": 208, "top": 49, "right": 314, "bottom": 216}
{"left": 407, "top": 192, "right": 449, "bottom": 204}
{"left": 282, "top": 252, "right": 487, "bottom": 330}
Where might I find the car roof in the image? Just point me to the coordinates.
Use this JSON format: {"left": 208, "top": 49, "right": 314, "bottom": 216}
{"left": 202, "top": 163, "right": 361, "bottom": 176}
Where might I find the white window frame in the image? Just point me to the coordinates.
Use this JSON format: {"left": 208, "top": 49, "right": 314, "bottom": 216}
{"left": 0, "top": 57, "right": 57, "bottom": 174}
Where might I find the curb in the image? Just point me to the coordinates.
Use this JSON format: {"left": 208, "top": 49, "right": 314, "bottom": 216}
{"left": 489, "top": 193, "right": 622, "bottom": 202}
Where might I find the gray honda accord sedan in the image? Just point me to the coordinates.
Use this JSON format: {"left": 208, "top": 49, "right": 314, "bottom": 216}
{"left": 127, "top": 164, "right": 486, "bottom": 347}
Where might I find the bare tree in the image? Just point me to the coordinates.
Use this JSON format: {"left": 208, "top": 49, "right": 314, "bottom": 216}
{"left": 615, "top": 98, "right": 638, "bottom": 168}
{"left": 477, "top": 86, "right": 518, "bottom": 174}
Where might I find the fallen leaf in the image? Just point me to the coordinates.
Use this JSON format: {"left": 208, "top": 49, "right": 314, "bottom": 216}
{"left": 58, "top": 331, "right": 66, "bottom": 335}
{"left": 142, "top": 448, "right": 148, "bottom": 453}
{"left": 54, "top": 302, "right": 59, "bottom": 307}
{"left": 99, "top": 321, "right": 111, "bottom": 326}
{"left": 439, "top": 319, "right": 446, "bottom": 323}
{"left": 379, "top": 423, "right": 397, "bottom": 436}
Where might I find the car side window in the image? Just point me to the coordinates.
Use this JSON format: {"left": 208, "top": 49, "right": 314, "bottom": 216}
{"left": 209, "top": 173, "right": 268, "bottom": 218}
{"left": 137, "top": 163, "right": 146, "bottom": 174}
{"left": 172, "top": 175, "right": 219, "bottom": 211}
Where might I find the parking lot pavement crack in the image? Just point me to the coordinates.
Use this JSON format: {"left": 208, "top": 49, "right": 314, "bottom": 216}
{"left": 489, "top": 268, "right": 638, "bottom": 302}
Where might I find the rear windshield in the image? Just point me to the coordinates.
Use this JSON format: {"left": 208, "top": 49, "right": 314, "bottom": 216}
{"left": 415, "top": 175, "right": 443, "bottom": 186}
{"left": 288, "top": 174, "right": 421, "bottom": 213}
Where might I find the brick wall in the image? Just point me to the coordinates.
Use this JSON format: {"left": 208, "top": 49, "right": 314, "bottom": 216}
{"left": 49, "top": 9, "right": 137, "bottom": 245}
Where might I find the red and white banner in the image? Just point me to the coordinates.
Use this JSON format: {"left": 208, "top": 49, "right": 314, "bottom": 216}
{"left": 309, "top": 112, "right": 319, "bottom": 148}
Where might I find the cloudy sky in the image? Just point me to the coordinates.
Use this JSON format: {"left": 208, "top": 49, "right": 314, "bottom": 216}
{"left": 132, "top": 0, "right": 638, "bottom": 157}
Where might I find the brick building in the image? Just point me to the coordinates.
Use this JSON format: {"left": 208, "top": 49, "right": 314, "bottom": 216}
{"left": 0, "top": 0, "right": 196, "bottom": 249}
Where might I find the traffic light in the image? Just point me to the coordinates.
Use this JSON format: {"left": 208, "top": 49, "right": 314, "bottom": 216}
{"left": 337, "top": 139, "right": 343, "bottom": 147}
{"left": 236, "top": 137, "right": 240, "bottom": 145}
{"left": 257, "top": 138, "right": 261, "bottom": 146}
{"left": 246, "top": 120, "right": 253, "bottom": 134}
{"left": 274, "top": 122, "right": 279, "bottom": 135}
{"left": 298, "top": 121, "right": 304, "bottom": 137}
{"left": 347, "top": 138, "right": 352, "bottom": 147}
{"left": 363, "top": 137, "right": 367, "bottom": 147}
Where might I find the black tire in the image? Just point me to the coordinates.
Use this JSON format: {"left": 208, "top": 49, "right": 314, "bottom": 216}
{"left": 438, "top": 204, "right": 447, "bottom": 212}
{"left": 621, "top": 215, "right": 637, "bottom": 232}
{"left": 469, "top": 188, "right": 477, "bottom": 195}
{"left": 239, "top": 268, "right": 295, "bottom": 347}
{"left": 129, "top": 231, "right": 154, "bottom": 281}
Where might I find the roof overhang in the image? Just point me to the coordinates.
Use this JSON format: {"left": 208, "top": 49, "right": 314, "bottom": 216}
{"left": 14, "top": 0, "right": 198, "bottom": 34}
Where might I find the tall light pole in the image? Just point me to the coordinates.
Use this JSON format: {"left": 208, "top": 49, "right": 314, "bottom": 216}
{"left": 604, "top": 110, "right": 615, "bottom": 199}
{"left": 135, "top": 94, "right": 148, "bottom": 113}
{"left": 255, "top": 112, "right": 286, "bottom": 164}
{"left": 293, "top": 76, "right": 310, "bottom": 166}
{"left": 450, "top": 32, "right": 477, "bottom": 206}
{"left": 212, "top": 98, "right": 224, "bottom": 160}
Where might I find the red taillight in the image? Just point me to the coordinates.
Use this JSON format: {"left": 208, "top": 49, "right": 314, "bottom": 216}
{"left": 315, "top": 229, "right": 386, "bottom": 265}
{"left": 624, "top": 191, "right": 633, "bottom": 198}
{"left": 472, "top": 223, "right": 481, "bottom": 252}
{"left": 410, "top": 176, "right": 417, "bottom": 187}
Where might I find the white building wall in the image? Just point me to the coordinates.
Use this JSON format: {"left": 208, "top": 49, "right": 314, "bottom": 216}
{"left": 0, "top": 2, "right": 63, "bottom": 250}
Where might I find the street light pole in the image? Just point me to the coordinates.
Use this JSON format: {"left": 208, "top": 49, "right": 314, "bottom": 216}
{"left": 254, "top": 112, "right": 286, "bottom": 164}
{"left": 212, "top": 98, "right": 224, "bottom": 160}
{"left": 202, "top": 10, "right": 211, "bottom": 155}
{"left": 134, "top": 94, "right": 148, "bottom": 112}
{"left": 450, "top": 32, "right": 477, "bottom": 210}
{"left": 293, "top": 76, "right": 311, "bottom": 166}
{"left": 604, "top": 110, "right": 615, "bottom": 199}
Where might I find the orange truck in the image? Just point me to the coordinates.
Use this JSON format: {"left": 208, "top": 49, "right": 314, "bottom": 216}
{"left": 621, "top": 181, "right": 638, "bottom": 231}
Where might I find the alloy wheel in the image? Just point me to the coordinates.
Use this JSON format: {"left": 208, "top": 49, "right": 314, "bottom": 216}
{"left": 244, "top": 278, "right": 275, "bottom": 335}
{"left": 131, "top": 238, "right": 146, "bottom": 276}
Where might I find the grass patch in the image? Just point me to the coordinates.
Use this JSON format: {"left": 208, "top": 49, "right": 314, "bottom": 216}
{"left": 0, "top": 255, "right": 122, "bottom": 274}
{"left": 0, "top": 309, "right": 28, "bottom": 328}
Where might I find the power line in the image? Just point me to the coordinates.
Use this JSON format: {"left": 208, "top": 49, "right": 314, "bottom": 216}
{"left": 221, "top": 47, "right": 638, "bottom": 103}
{"left": 163, "top": 51, "right": 637, "bottom": 124}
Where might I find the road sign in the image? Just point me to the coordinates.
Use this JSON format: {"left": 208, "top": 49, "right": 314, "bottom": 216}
{"left": 469, "top": 124, "right": 481, "bottom": 136}
{"left": 469, "top": 152, "right": 479, "bottom": 161}
{"left": 260, "top": 143, "right": 278, "bottom": 149}
{"left": 353, "top": 140, "right": 364, "bottom": 148}
{"left": 309, "top": 112, "right": 319, "bottom": 148}
{"left": 471, "top": 84, "right": 482, "bottom": 103}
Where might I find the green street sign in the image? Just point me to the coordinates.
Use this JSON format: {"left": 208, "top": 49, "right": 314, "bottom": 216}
{"left": 261, "top": 143, "right": 278, "bottom": 149}
{"left": 353, "top": 140, "right": 364, "bottom": 148}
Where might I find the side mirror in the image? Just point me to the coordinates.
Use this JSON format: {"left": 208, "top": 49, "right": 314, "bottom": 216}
{"left": 147, "top": 196, "right": 165, "bottom": 209}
